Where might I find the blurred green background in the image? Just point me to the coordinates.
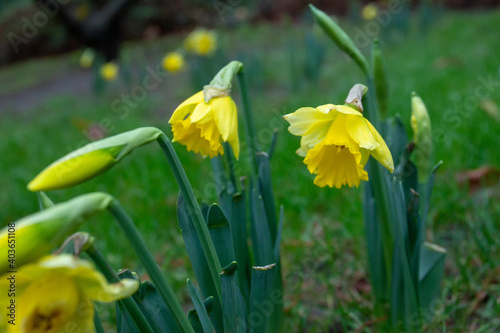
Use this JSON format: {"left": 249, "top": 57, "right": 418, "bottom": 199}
{"left": 1, "top": 0, "right": 499, "bottom": 331}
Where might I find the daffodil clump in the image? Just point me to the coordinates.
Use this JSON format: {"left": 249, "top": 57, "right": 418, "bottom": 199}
{"left": 0, "top": 255, "right": 138, "bottom": 333}
{"left": 184, "top": 28, "right": 217, "bottom": 56}
{"left": 284, "top": 103, "right": 393, "bottom": 188}
{"left": 162, "top": 52, "right": 186, "bottom": 73}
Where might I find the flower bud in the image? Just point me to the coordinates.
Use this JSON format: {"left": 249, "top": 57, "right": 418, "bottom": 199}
{"left": 411, "top": 92, "right": 433, "bottom": 181}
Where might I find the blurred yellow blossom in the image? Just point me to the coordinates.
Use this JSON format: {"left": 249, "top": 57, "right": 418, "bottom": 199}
{"left": 362, "top": 3, "right": 378, "bottom": 21}
{"left": 0, "top": 254, "right": 138, "bottom": 333}
{"left": 100, "top": 62, "right": 119, "bottom": 81}
{"left": 184, "top": 28, "right": 217, "bottom": 56}
{"left": 162, "top": 52, "right": 186, "bottom": 73}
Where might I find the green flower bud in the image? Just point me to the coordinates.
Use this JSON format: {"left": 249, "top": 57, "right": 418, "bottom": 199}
{"left": 411, "top": 92, "right": 433, "bottom": 182}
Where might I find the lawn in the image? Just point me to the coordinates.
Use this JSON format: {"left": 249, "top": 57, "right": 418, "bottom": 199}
{"left": 1, "top": 8, "right": 500, "bottom": 332}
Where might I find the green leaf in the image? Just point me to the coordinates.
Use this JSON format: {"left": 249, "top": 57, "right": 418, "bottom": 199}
{"left": 38, "top": 191, "right": 54, "bottom": 210}
{"left": 309, "top": 4, "right": 369, "bottom": 76}
{"left": 363, "top": 183, "right": 387, "bottom": 302}
{"left": 249, "top": 263, "right": 277, "bottom": 333}
{"left": 207, "top": 204, "right": 236, "bottom": 268}
{"left": 187, "top": 279, "right": 214, "bottom": 333}
{"left": 188, "top": 297, "right": 216, "bottom": 333}
{"left": 419, "top": 242, "right": 446, "bottom": 314}
{"left": 177, "top": 193, "right": 224, "bottom": 333}
{"left": 257, "top": 152, "right": 278, "bottom": 243}
{"left": 249, "top": 184, "right": 274, "bottom": 266}
{"left": 220, "top": 262, "right": 247, "bottom": 332}
{"left": 115, "top": 270, "right": 182, "bottom": 333}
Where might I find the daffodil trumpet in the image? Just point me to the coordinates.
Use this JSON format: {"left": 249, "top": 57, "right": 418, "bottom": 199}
{"left": 0, "top": 254, "right": 139, "bottom": 333}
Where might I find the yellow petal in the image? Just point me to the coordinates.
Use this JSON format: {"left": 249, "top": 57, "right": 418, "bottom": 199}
{"left": 212, "top": 96, "right": 238, "bottom": 142}
{"left": 284, "top": 106, "right": 336, "bottom": 137}
{"left": 304, "top": 142, "right": 368, "bottom": 189}
{"left": 28, "top": 147, "right": 121, "bottom": 191}
{"left": 332, "top": 104, "right": 364, "bottom": 116}
{"left": 228, "top": 135, "right": 240, "bottom": 160}
{"left": 169, "top": 91, "right": 204, "bottom": 123}
{"left": 345, "top": 115, "right": 379, "bottom": 150}
{"left": 190, "top": 100, "right": 213, "bottom": 124}
{"left": 365, "top": 120, "right": 394, "bottom": 172}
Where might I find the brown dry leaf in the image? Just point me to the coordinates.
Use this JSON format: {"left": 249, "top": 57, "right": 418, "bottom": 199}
{"left": 456, "top": 165, "right": 500, "bottom": 192}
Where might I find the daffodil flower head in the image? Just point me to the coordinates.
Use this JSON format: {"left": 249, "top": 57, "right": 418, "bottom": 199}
{"left": 100, "top": 62, "right": 119, "bottom": 81}
{"left": 162, "top": 52, "right": 186, "bottom": 74}
{"left": 169, "top": 61, "right": 242, "bottom": 159}
{"left": 184, "top": 28, "right": 217, "bottom": 56}
{"left": 0, "top": 254, "right": 139, "bottom": 333}
{"left": 284, "top": 99, "right": 394, "bottom": 189}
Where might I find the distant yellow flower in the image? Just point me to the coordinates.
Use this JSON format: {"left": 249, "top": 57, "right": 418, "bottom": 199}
{"left": 184, "top": 28, "right": 217, "bottom": 56}
{"left": 169, "top": 89, "right": 239, "bottom": 159}
{"left": 79, "top": 48, "right": 95, "bottom": 68}
{"left": 362, "top": 3, "right": 378, "bottom": 21}
{"left": 162, "top": 52, "right": 186, "bottom": 73}
{"left": 100, "top": 62, "right": 119, "bottom": 81}
{"left": 0, "top": 254, "right": 138, "bottom": 333}
{"left": 284, "top": 104, "right": 393, "bottom": 188}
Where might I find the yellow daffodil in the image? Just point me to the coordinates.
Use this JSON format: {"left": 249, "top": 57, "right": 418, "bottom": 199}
{"left": 28, "top": 127, "right": 163, "bottom": 191}
{"left": 162, "top": 52, "right": 186, "bottom": 73}
{"left": 100, "top": 62, "right": 119, "bottom": 81}
{"left": 0, "top": 254, "right": 139, "bottom": 333}
{"left": 284, "top": 104, "right": 394, "bottom": 188}
{"left": 0, "top": 193, "right": 113, "bottom": 275}
{"left": 184, "top": 28, "right": 217, "bottom": 56}
{"left": 169, "top": 89, "right": 239, "bottom": 158}
{"left": 361, "top": 3, "right": 378, "bottom": 21}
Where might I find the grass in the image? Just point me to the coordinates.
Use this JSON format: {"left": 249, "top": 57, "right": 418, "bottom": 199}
{"left": 2, "top": 8, "right": 500, "bottom": 332}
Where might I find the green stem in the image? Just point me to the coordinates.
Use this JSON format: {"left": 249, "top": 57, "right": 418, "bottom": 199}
{"left": 157, "top": 135, "right": 223, "bottom": 301}
{"left": 223, "top": 142, "right": 238, "bottom": 193}
{"left": 365, "top": 76, "right": 394, "bottom": 289}
{"left": 107, "top": 200, "right": 194, "bottom": 333}
{"left": 85, "top": 243, "right": 155, "bottom": 333}
{"left": 237, "top": 70, "right": 259, "bottom": 178}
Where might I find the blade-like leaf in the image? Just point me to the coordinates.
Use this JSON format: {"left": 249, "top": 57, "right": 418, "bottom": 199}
{"left": 249, "top": 263, "right": 277, "bottom": 333}
{"left": 220, "top": 262, "right": 247, "bottom": 333}
{"left": 187, "top": 279, "right": 214, "bottom": 333}
{"left": 178, "top": 193, "right": 224, "bottom": 333}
